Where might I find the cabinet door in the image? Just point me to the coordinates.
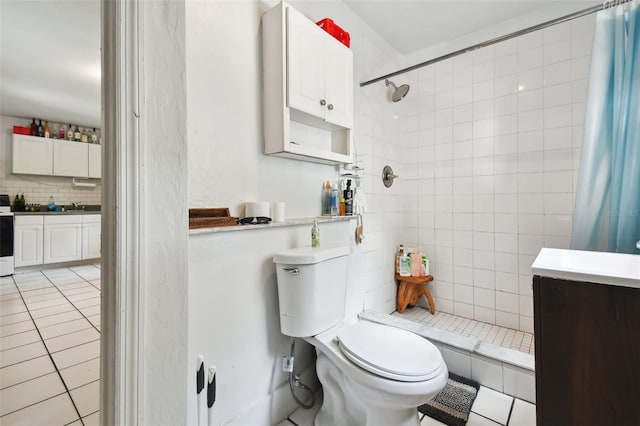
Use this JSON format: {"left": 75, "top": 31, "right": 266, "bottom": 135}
{"left": 88, "top": 144, "right": 101, "bottom": 178}
{"left": 286, "top": 6, "right": 326, "bottom": 118}
{"left": 324, "top": 40, "right": 353, "bottom": 129}
{"left": 12, "top": 135, "right": 53, "bottom": 175}
{"left": 53, "top": 140, "right": 89, "bottom": 177}
{"left": 82, "top": 217, "right": 101, "bottom": 259}
{"left": 43, "top": 220, "right": 82, "bottom": 264}
{"left": 14, "top": 218, "right": 44, "bottom": 267}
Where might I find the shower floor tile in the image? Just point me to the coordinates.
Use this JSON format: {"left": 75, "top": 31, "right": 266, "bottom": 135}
{"left": 394, "top": 308, "right": 535, "bottom": 355}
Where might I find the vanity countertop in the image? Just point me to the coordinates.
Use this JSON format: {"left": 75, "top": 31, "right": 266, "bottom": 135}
{"left": 532, "top": 248, "right": 640, "bottom": 289}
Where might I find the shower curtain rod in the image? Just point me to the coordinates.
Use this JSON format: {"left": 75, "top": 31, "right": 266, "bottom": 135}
{"left": 360, "top": 0, "right": 632, "bottom": 87}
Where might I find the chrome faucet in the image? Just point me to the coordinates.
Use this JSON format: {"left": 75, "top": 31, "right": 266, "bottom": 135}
{"left": 71, "top": 202, "right": 84, "bottom": 210}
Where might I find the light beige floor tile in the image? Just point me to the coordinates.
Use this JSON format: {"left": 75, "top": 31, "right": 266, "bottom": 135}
{"left": 14, "top": 281, "right": 52, "bottom": 292}
{"left": 55, "top": 282, "right": 91, "bottom": 291}
{"left": 59, "top": 357, "right": 100, "bottom": 390}
{"left": 69, "top": 380, "right": 99, "bottom": 417}
{"left": 59, "top": 286, "right": 94, "bottom": 297}
{"left": 0, "top": 392, "right": 79, "bottom": 426}
{"left": 39, "top": 318, "right": 92, "bottom": 340}
{"left": 33, "top": 310, "right": 83, "bottom": 329}
{"left": 0, "top": 293, "right": 21, "bottom": 302}
{"left": 81, "top": 410, "right": 100, "bottom": 426}
{"left": 0, "top": 301, "right": 26, "bottom": 316}
{"left": 51, "top": 340, "right": 100, "bottom": 370}
{"left": 80, "top": 305, "right": 100, "bottom": 317}
{"left": 67, "top": 292, "right": 99, "bottom": 303}
{"left": 0, "top": 320, "right": 35, "bottom": 338}
{"left": 19, "top": 287, "right": 59, "bottom": 297}
{"left": 471, "top": 386, "right": 514, "bottom": 425}
{"left": 0, "top": 355, "right": 55, "bottom": 389}
{"left": 70, "top": 298, "right": 100, "bottom": 309}
{"left": 0, "top": 312, "right": 30, "bottom": 327}
{"left": 21, "top": 293, "right": 66, "bottom": 304}
{"left": 87, "top": 315, "right": 100, "bottom": 328}
{"left": 0, "top": 330, "right": 41, "bottom": 351}
{"left": 47, "top": 276, "right": 85, "bottom": 286}
{"left": 29, "top": 303, "right": 77, "bottom": 319}
{"left": 44, "top": 328, "right": 100, "bottom": 353}
{"left": 12, "top": 273, "right": 45, "bottom": 283}
{"left": 0, "top": 372, "right": 66, "bottom": 416}
{"left": 0, "top": 341, "right": 48, "bottom": 369}
{"left": 24, "top": 298, "right": 71, "bottom": 311}
{"left": 508, "top": 399, "right": 536, "bottom": 426}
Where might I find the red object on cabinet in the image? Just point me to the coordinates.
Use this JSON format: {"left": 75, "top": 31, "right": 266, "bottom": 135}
{"left": 316, "top": 18, "right": 350, "bottom": 48}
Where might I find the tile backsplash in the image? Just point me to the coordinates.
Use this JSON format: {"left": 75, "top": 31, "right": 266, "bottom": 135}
{"left": 0, "top": 115, "right": 102, "bottom": 206}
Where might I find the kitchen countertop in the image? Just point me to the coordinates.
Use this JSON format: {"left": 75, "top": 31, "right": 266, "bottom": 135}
{"left": 532, "top": 248, "right": 640, "bottom": 289}
{"left": 14, "top": 206, "right": 101, "bottom": 215}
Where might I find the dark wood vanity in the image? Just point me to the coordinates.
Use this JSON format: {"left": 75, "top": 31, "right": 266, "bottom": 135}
{"left": 533, "top": 249, "right": 640, "bottom": 426}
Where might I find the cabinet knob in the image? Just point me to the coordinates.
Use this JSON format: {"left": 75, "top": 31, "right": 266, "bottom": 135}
{"left": 319, "top": 99, "right": 326, "bottom": 106}
{"left": 327, "top": 104, "right": 334, "bottom": 110}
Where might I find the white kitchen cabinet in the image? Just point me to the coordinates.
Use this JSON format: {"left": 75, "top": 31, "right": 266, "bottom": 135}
{"left": 43, "top": 215, "right": 83, "bottom": 264}
{"left": 53, "top": 139, "right": 89, "bottom": 177}
{"left": 88, "top": 144, "right": 101, "bottom": 178}
{"left": 14, "top": 216, "right": 44, "bottom": 267}
{"left": 12, "top": 135, "right": 53, "bottom": 175}
{"left": 81, "top": 215, "right": 101, "bottom": 259}
{"left": 262, "top": 2, "right": 353, "bottom": 165}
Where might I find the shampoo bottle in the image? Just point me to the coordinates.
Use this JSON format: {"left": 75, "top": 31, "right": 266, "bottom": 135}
{"left": 330, "top": 184, "right": 339, "bottom": 216}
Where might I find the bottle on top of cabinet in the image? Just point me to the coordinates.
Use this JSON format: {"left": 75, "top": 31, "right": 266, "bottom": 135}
{"left": 66, "top": 125, "right": 74, "bottom": 140}
{"left": 30, "top": 118, "right": 37, "bottom": 136}
{"left": 91, "top": 128, "right": 98, "bottom": 144}
{"left": 44, "top": 121, "right": 50, "bottom": 138}
{"left": 37, "top": 120, "right": 44, "bottom": 137}
{"left": 73, "top": 126, "right": 81, "bottom": 141}
{"left": 58, "top": 124, "right": 65, "bottom": 139}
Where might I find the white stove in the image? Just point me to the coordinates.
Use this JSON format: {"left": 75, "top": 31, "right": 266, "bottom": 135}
{"left": 0, "top": 195, "right": 14, "bottom": 276}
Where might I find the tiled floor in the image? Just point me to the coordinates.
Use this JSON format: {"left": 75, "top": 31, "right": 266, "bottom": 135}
{"left": 0, "top": 264, "right": 101, "bottom": 426}
{"left": 279, "top": 386, "right": 535, "bottom": 426}
{"left": 395, "top": 308, "right": 534, "bottom": 355}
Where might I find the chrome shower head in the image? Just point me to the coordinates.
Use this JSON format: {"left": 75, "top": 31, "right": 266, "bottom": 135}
{"left": 385, "top": 79, "right": 410, "bottom": 102}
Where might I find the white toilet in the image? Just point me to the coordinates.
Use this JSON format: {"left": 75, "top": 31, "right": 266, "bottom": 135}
{"left": 273, "top": 245, "right": 448, "bottom": 426}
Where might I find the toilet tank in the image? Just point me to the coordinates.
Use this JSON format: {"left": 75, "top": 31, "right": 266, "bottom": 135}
{"left": 273, "top": 246, "right": 350, "bottom": 337}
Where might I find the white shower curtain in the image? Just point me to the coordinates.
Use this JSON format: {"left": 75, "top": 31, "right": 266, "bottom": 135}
{"left": 571, "top": 1, "right": 640, "bottom": 254}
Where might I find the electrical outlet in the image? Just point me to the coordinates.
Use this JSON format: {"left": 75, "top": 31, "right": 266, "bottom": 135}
{"left": 282, "top": 355, "right": 294, "bottom": 372}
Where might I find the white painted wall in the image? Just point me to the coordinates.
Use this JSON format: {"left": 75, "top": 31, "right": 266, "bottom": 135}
{"left": 185, "top": 0, "right": 406, "bottom": 424}
{"left": 137, "top": 1, "right": 189, "bottom": 424}
{"left": 0, "top": 115, "right": 101, "bottom": 205}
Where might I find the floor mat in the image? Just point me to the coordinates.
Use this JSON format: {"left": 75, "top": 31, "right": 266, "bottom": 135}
{"left": 418, "top": 373, "right": 480, "bottom": 426}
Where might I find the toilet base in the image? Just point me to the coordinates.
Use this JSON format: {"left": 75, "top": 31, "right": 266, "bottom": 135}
{"left": 314, "top": 352, "right": 422, "bottom": 426}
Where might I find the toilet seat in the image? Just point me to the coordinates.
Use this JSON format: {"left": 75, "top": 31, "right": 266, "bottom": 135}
{"left": 337, "top": 321, "right": 443, "bottom": 382}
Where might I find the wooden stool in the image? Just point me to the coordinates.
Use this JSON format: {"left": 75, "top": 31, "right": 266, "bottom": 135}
{"left": 395, "top": 274, "right": 435, "bottom": 314}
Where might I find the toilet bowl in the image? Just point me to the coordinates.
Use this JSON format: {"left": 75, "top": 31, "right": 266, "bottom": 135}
{"left": 308, "top": 321, "right": 448, "bottom": 426}
{"left": 273, "top": 246, "right": 447, "bottom": 426}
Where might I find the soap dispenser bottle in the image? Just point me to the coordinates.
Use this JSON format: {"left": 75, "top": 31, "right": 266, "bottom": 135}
{"left": 311, "top": 219, "right": 320, "bottom": 247}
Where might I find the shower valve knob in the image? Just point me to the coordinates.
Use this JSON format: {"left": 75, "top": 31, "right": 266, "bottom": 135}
{"left": 327, "top": 104, "right": 334, "bottom": 110}
{"left": 319, "top": 99, "right": 326, "bottom": 106}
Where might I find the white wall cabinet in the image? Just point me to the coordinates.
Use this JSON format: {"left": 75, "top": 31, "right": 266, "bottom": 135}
{"left": 12, "top": 135, "right": 53, "bottom": 175}
{"left": 88, "top": 144, "right": 101, "bottom": 178}
{"left": 81, "top": 215, "right": 101, "bottom": 259}
{"left": 12, "top": 135, "right": 101, "bottom": 179}
{"left": 262, "top": 2, "right": 353, "bottom": 165}
{"left": 53, "top": 139, "right": 89, "bottom": 177}
{"left": 14, "top": 216, "right": 44, "bottom": 267}
{"left": 43, "top": 215, "right": 83, "bottom": 264}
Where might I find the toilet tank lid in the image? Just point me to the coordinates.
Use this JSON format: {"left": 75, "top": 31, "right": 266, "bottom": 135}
{"left": 273, "top": 246, "right": 350, "bottom": 265}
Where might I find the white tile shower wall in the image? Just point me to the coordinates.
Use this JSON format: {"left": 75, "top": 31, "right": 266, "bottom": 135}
{"left": 410, "top": 15, "right": 594, "bottom": 332}
{"left": 0, "top": 115, "right": 101, "bottom": 205}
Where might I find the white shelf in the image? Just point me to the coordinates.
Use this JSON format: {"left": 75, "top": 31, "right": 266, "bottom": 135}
{"left": 189, "top": 215, "right": 356, "bottom": 235}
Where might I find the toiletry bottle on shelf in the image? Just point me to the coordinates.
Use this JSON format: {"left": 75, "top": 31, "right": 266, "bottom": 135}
{"left": 330, "top": 184, "right": 339, "bottom": 216}
{"left": 322, "top": 181, "right": 331, "bottom": 216}
{"left": 399, "top": 254, "right": 411, "bottom": 277}
{"left": 339, "top": 197, "right": 346, "bottom": 216}
{"left": 311, "top": 219, "right": 320, "bottom": 247}
{"left": 410, "top": 251, "right": 421, "bottom": 276}
{"left": 422, "top": 255, "right": 429, "bottom": 276}
{"left": 344, "top": 179, "right": 353, "bottom": 216}
{"left": 395, "top": 244, "right": 404, "bottom": 275}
